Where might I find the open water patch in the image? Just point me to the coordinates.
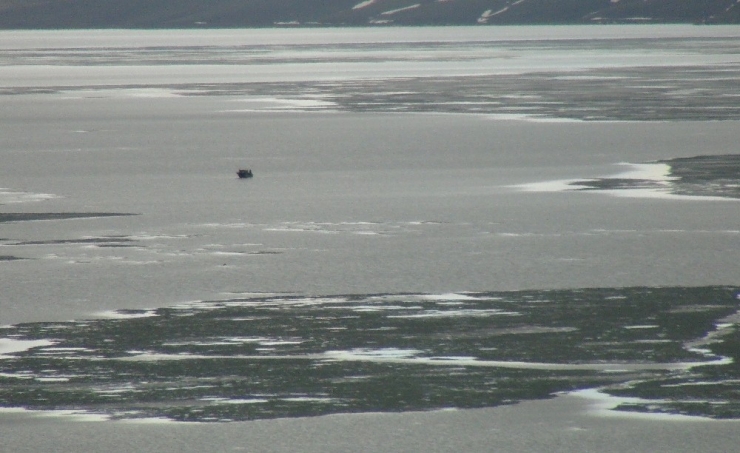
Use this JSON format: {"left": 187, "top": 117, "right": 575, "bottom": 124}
{"left": 0, "top": 287, "right": 739, "bottom": 422}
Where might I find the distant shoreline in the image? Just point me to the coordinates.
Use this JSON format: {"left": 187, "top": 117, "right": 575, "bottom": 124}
{"left": 0, "top": 23, "right": 736, "bottom": 31}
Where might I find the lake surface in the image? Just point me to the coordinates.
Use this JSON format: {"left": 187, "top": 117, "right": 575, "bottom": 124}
{"left": 1, "top": 25, "right": 740, "bottom": 445}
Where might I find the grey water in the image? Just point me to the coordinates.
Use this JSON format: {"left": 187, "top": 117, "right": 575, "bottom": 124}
{"left": 1, "top": 25, "right": 740, "bottom": 439}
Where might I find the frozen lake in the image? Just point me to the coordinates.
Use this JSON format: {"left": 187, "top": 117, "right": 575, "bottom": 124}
{"left": 1, "top": 24, "right": 740, "bottom": 450}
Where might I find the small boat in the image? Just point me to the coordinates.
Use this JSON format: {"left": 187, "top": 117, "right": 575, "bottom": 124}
{"left": 237, "top": 169, "right": 253, "bottom": 179}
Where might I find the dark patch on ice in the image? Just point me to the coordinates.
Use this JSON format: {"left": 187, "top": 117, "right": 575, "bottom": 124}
{"left": 573, "top": 178, "right": 666, "bottom": 191}
{"left": 658, "top": 154, "right": 740, "bottom": 199}
{"left": 0, "top": 213, "right": 137, "bottom": 223}
{"left": 12, "top": 237, "right": 136, "bottom": 246}
{"left": 571, "top": 154, "right": 740, "bottom": 200}
{"left": 1, "top": 286, "right": 738, "bottom": 422}
{"left": 0, "top": 255, "right": 24, "bottom": 261}
{"left": 7, "top": 62, "right": 740, "bottom": 121}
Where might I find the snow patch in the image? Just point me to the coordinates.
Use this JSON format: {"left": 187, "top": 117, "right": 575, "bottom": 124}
{"left": 353, "top": 0, "right": 377, "bottom": 9}
{"left": 381, "top": 4, "right": 421, "bottom": 15}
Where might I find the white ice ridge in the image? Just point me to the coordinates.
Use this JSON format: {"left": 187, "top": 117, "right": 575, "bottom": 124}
{"left": 162, "top": 337, "right": 304, "bottom": 347}
{"left": 0, "top": 188, "right": 59, "bottom": 204}
{"left": 117, "top": 348, "right": 729, "bottom": 372}
{"left": 0, "top": 406, "right": 193, "bottom": 424}
{"left": 225, "top": 97, "right": 337, "bottom": 112}
{"left": 386, "top": 308, "right": 518, "bottom": 318}
{"left": 515, "top": 162, "right": 674, "bottom": 193}
{"left": 612, "top": 162, "right": 676, "bottom": 181}
{"left": 606, "top": 167, "right": 737, "bottom": 200}
{"left": 61, "top": 88, "right": 186, "bottom": 99}
{"left": 485, "top": 113, "right": 585, "bottom": 122}
{"left": 0, "top": 407, "right": 111, "bottom": 422}
{"left": 415, "top": 293, "right": 484, "bottom": 301}
{"left": 0, "top": 339, "right": 57, "bottom": 359}
{"left": 95, "top": 309, "right": 159, "bottom": 319}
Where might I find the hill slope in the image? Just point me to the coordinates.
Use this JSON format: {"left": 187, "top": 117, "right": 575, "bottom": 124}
{"left": 0, "top": 0, "right": 738, "bottom": 28}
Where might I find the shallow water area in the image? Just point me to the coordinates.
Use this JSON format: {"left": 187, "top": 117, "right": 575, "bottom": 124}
{"left": 2, "top": 287, "right": 740, "bottom": 421}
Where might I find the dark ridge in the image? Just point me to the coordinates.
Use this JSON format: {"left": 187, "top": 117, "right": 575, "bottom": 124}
{"left": 0, "top": 213, "right": 138, "bottom": 223}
